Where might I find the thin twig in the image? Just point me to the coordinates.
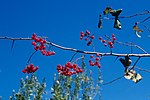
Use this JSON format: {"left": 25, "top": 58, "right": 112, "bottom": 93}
{"left": 27, "top": 51, "right": 37, "bottom": 64}
{"left": 69, "top": 52, "right": 78, "bottom": 62}
{"left": 130, "top": 42, "right": 133, "bottom": 54}
{"left": 135, "top": 67, "right": 150, "bottom": 73}
{"left": 103, "top": 11, "right": 150, "bottom": 20}
{"left": 102, "top": 75, "right": 124, "bottom": 85}
{"left": 130, "top": 57, "right": 141, "bottom": 70}
{"left": 11, "top": 40, "right": 15, "bottom": 51}
{"left": 105, "top": 35, "right": 148, "bottom": 54}
{"left": 141, "top": 16, "right": 150, "bottom": 23}
{"left": 103, "top": 57, "right": 141, "bottom": 85}
{"left": 91, "top": 42, "right": 96, "bottom": 52}
{"left": 72, "top": 55, "right": 85, "bottom": 64}
{"left": 143, "top": 25, "right": 150, "bottom": 33}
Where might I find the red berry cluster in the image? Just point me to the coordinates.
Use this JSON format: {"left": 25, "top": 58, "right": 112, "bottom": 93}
{"left": 31, "top": 33, "right": 55, "bottom": 56}
{"left": 80, "top": 30, "right": 95, "bottom": 46}
{"left": 89, "top": 53, "right": 101, "bottom": 68}
{"left": 22, "top": 64, "right": 39, "bottom": 74}
{"left": 99, "top": 34, "right": 116, "bottom": 48}
{"left": 57, "top": 62, "right": 83, "bottom": 76}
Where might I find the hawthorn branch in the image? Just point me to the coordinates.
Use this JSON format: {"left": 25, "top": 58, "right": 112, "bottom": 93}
{"left": 48, "top": 41, "right": 150, "bottom": 57}
{"left": 1, "top": 36, "right": 150, "bottom": 57}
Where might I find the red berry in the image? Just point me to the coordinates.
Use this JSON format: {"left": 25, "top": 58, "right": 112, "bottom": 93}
{"left": 40, "top": 41, "right": 44, "bottom": 45}
{"left": 86, "top": 30, "right": 90, "bottom": 35}
{"left": 89, "top": 60, "right": 93, "bottom": 63}
{"left": 32, "top": 36, "right": 36, "bottom": 40}
{"left": 90, "top": 62, "right": 94, "bottom": 66}
{"left": 46, "top": 51, "right": 51, "bottom": 56}
{"left": 78, "top": 68, "right": 83, "bottom": 72}
{"left": 102, "top": 40, "right": 106, "bottom": 43}
{"left": 30, "top": 63, "right": 34, "bottom": 67}
{"left": 95, "top": 57, "right": 100, "bottom": 61}
{"left": 110, "top": 45, "right": 114, "bottom": 48}
{"left": 43, "top": 40, "right": 46, "bottom": 43}
{"left": 39, "top": 46, "right": 43, "bottom": 50}
{"left": 27, "top": 65, "right": 31, "bottom": 69}
{"left": 72, "top": 71, "right": 76, "bottom": 74}
{"left": 51, "top": 51, "right": 55, "bottom": 55}
{"left": 112, "top": 34, "right": 115, "bottom": 37}
{"left": 41, "top": 45, "right": 46, "bottom": 50}
{"left": 90, "top": 36, "right": 94, "bottom": 39}
{"left": 34, "top": 46, "right": 39, "bottom": 50}
{"left": 108, "top": 41, "right": 111, "bottom": 45}
{"left": 22, "top": 69, "right": 27, "bottom": 73}
{"left": 99, "top": 37, "right": 102, "bottom": 40}
{"left": 67, "top": 72, "right": 72, "bottom": 76}
{"left": 80, "top": 31, "right": 84, "bottom": 35}
{"left": 73, "top": 64, "right": 77, "bottom": 68}
{"left": 94, "top": 61, "right": 99, "bottom": 66}
{"left": 32, "top": 42, "right": 36, "bottom": 46}
{"left": 90, "top": 55, "right": 94, "bottom": 58}
{"left": 32, "top": 66, "right": 39, "bottom": 72}
{"left": 35, "top": 66, "right": 39, "bottom": 70}
{"left": 97, "top": 63, "right": 101, "bottom": 68}
{"left": 85, "top": 38, "right": 88, "bottom": 41}
{"left": 57, "top": 70, "right": 61, "bottom": 72}
{"left": 39, "top": 37, "right": 43, "bottom": 42}
{"left": 112, "top": 37, "right": 116, "bottom": 41}
{"left": 34, "top": 38, "right": 39, "bottom": 42}
{"left": 80, "top": 36, "right": 83, "bottom": 40}
{"left": 80, "top": 32, "right": 85, "bottom": 37}
{"left": 108, "top": 41, "right": 113, "bottom": 45}
{"left": 32, "top": 33, "right": 36, "bottom": 37}
{"left": 96, "top": 53, "right": 100, "bottom": 57}
{"left": 41, "top": 50, "right": 46, "bottom": 55}
{"left": 66, "top": 62, "right": 71, "bottom": 67}
{"left": 87, "top": 41, "right": 92, "bottom": 46}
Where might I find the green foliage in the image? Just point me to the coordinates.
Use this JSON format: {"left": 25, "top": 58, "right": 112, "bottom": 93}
{"left": 50, "top": 58, "right": 103, "bottom": 100}
{"left": 10, "top": 74, "right": 46, "bottom": 100}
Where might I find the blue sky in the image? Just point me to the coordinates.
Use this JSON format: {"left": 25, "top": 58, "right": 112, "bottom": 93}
{"left": 0, "top": 0, "right": 150, "bottom": 99}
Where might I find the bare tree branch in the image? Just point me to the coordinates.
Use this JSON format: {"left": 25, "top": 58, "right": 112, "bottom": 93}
{"left": 0, "top": 36, "right": 150, "bottom": 57}
{"left": 105, "top": 35, "right": 148, "bottom": 54}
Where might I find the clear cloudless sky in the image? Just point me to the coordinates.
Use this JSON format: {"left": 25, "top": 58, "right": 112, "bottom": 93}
{"left": 0, "top": 0, "right": 150, "bottom": 100}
